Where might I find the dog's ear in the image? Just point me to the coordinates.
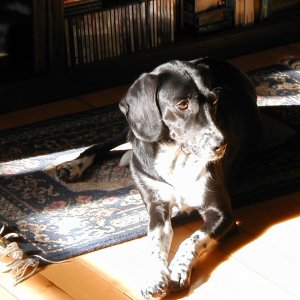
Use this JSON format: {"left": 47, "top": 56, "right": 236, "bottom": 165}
{"left": 119, "top": 73, "right": 164, "bottom": 142}
{"left": 211, "top": 86, "right": 233, "bottom": 100}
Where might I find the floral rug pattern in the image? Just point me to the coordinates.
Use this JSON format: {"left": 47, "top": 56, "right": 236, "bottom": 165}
{"left": 0, "top": 65, "right": 299, "bottom": 261}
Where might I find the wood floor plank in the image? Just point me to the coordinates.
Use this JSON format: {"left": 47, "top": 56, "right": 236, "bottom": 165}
{"left": 0, "top": 286, "right": 18, "bottom": 300}
{"left": 38, "top": 98, "right": 91, "bottom": 117}
{"left": 221, "top": 229, "right": 300, "bottom": 298}
{"left": 288, "top": 41, "right": 300, "bottom": 52}
{"left": 234, "top": 193, "right": 300, "bottom": 264}
{"left": 96, "top": 85, "right": 129, "bottom": 103}
{"left": 178, "top": 248, "right": 299, "bottom": 300}
{"left": 0, "top": 114, "right": 22, "bottom": 131}
{"left": 0, "top": 271, "right": 74, "bottom": 300}
{"left": 243, "top": 217, "right": 300, "bottom": 264}
{"left": 78, "top": 91, "right": 119, "bottom": 108}
{"left": 40, "top": 258, "right": 131, "bottom": 300}
{"left": 1, "top": 107, "right": 50, "bottom": 128}
{"left": 77, "top": 237, "right": 148, "bottom": 300}
{"left": 228, "top": 44, "right": 300, "bottom": 71}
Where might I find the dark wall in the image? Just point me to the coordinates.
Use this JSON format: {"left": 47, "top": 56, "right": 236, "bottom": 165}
{"left": 0, "top": 0, "right": 33, "bottom": 83}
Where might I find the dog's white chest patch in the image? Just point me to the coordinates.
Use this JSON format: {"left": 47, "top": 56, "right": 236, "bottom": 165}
{"left": 154, "top": 143, "right": 209, "bottom": 209}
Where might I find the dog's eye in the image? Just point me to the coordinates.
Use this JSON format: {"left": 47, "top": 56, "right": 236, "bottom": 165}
{"left": 176, "top": 100, "right": 189, "bottom": 110}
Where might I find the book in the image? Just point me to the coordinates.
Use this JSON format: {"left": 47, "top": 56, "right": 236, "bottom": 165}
{"left": 184, "top": 7, "right": 233, "bottom": 27}
{"left": 261, "top": 0, "right": 270, "bottom": 20}
{"left": 64, "top": 1, "right": 103, "bottom": 15}
{"left": 234, "top": 0, "right": 244, "bottom": 26}
{"left": 234, "top": 0, "right": 255, "bottom": 26}
{"left": 183, "top": 0, "right": 226, "bottom": 14}
{"left": 244, "top": 0, "right": 254, "bottom": 25}
{"left": 64, "top": 0, "right": 102, "bottom": 7}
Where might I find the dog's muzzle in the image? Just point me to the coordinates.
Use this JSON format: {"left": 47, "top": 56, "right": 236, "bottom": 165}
{"left": 180, "top": 139, "right": 227, "bottom": 161}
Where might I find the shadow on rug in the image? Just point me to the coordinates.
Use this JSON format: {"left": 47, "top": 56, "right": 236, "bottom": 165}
{"left": 0, "top": 64, "right": 299, "bottom": 268}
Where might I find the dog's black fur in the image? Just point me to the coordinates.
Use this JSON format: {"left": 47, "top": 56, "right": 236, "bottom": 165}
{"left": 55, "top": 57, "right": 261, "bottom": 299}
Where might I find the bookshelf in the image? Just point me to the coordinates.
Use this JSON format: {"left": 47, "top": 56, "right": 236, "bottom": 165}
{"left": 0, "top": 0, "right": 300, "bottom": 113}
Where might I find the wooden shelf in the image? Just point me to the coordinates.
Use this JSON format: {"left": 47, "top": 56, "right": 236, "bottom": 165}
{"left": 0, "top": 10, "right": 300, "bottom": 114}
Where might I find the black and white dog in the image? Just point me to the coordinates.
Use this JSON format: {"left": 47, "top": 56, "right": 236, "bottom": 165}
{"left": 55, "top": 57, "right": 261, "bottom": 299}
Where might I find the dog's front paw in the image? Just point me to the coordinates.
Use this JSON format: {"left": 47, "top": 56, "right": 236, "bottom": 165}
{"left": 141, "top": 268, "right": 170, "bottom": 299}
{"left": 169, "top": 262, "right": 191, "bottom": 292}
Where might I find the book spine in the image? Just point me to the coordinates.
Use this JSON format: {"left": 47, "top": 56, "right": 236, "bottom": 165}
{"left": 99, "top": 10, "right": 106, "bottom": 60}
{"left": 94, "top": 12, "right": 101, "bottom": 60}
{"left": 64, "top": 18, "right": 72, "bottom": 67}
{"left": 261, "top": 0, "right": 270, "bottom": 20}
{"left": 141, "top": 2, "right": 148, "bottom": 49}
{"left": 184, "top": 0, "right": 225, "bottom": 13}
{"left": 121, "top": 5, "right": 126, "bottom": 54}
{"left": 244, "top": 0, "right": 255, "bottom": 25}
{"left": 103, "top": 10, "right": 109, "bottom": 58}
{"left": 107, "top": 8, "right": 113, "bottom": 58}
{"left": 158, "top": 0, "right": 162, "bottom": 46}
{"left": 234, "top": 0, "right": 239, "bottom": 25}
{"left": 77, "top": 16, "right": 85, "bottom": 64}
{"left": 86, "top": 14, "right": 93, "bottom": 62}
{"left": 138, "top": 4, "right": 142, "bottom": 50}
{"left": 170, "top": 0, "right": 175, "bottom": 42}
{"left": 132, "top": 4, "right": 137, "bottom": 51}
{"left": 158, "top": 0, "right": 165, "bottom": 44}
{"left": 90, "top": 13, "right": 98, "bottom": 62}
{"left": 109, "top": 9, "right": 115, "bottom": 57}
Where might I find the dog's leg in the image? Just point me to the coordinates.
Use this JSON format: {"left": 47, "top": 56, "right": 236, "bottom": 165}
{"left": 141, "top": 202, "right": 173, "bottom": 299}
{"left": 169, "top": 207, "right": 237, "bottom": 291}
{"left": 55, "top": 129, "right": 128, "bottom": 182}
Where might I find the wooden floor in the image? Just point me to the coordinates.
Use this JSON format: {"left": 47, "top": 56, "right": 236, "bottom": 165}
{"left": 1, "top": 43, "right": 300, "bottom": 300}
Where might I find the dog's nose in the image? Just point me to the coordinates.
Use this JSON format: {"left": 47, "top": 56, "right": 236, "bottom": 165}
{"left": 214, "top": 143, "right": 227, "bottom": 157}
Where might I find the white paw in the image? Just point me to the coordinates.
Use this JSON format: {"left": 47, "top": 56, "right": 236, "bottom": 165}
{"left": 169, "top": 258, "right": 192, "bottom": 292}
{"left": 55, "top": 155, "right": 95, "bottom": 182}
{"left": 141, "top": 268, "right": 170, "bottom": 299}
{"left": 55, "top": 161, "right": 81, "bottom": 182}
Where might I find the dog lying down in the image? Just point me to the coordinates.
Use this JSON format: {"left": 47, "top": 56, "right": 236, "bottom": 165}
{"left": 55, "top": 57, "right": 261, "bottom": 299}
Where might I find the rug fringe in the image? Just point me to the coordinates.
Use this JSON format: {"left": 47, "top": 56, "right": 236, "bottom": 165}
{"left": 0, "top": 225, "right": 70, "bottom": 285}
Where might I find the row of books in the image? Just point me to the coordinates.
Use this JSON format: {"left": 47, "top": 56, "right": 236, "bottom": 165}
{"left": 182, "top": 0, "right": 283, "bottom": 34}
{"left": 63, "top": 0, "right": 299, "bottom": 66}
{"left": 183, "top": 0, "right": 233, "bottom": 33}
{"left": 64, "top": 0, "right": 176, "bottom": 67}
{"left": 183, "top": 0, "right": 226, "bottom": 13}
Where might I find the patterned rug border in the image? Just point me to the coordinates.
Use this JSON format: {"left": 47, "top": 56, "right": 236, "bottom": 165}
{"left": 1, "top": 103, "right": 125, "bottom": 137}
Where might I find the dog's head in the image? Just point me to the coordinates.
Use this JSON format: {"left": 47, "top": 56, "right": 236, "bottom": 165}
{"left": 119, "top": 60, "right": 227, "bottom": 161}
